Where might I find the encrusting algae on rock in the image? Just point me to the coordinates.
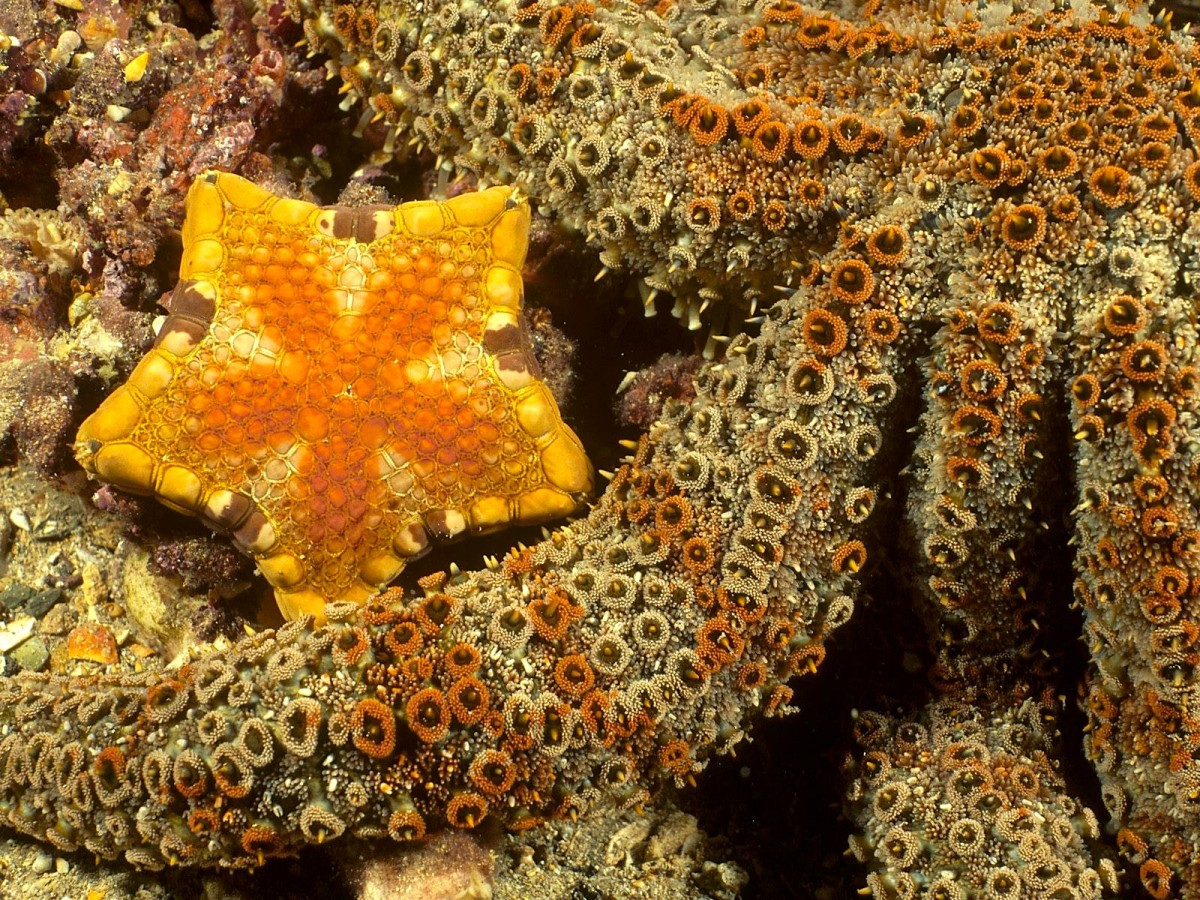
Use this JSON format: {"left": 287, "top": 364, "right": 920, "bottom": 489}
{"left": 74, "top": 172, "right": 593, "bottom": 620}
{"left": 5, "top": 0, "right": 1200, "bottom": 895}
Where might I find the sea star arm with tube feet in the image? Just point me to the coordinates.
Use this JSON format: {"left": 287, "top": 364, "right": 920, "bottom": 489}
{"left": 282, "top": 1, "right": 1200, "bottom": 891}
{"left": 0, "top": 266, "right": 880, "bottom": 871}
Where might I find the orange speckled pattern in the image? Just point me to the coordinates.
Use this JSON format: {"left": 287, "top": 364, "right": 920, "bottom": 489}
{"left": 75, "top": 172, "right": 593, "bottom": 619}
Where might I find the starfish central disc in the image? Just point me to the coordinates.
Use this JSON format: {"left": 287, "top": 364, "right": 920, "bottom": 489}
{"left": 75, "top": 172, "right": 593, "bottom": 619}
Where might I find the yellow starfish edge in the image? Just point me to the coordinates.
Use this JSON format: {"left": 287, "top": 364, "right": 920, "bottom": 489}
{"left": 75, "top": 171, "right": 593, "bottom": 621}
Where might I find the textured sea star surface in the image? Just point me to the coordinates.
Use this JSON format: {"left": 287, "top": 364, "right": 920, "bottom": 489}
{"left": 5, "top": 0, "right": 1200, "bottom": 896}
{"left": 290, "top": 0, "right": 1200, "bottom": 892}
{"left": 74, "top": 173, "right": 593, "bottom": 619}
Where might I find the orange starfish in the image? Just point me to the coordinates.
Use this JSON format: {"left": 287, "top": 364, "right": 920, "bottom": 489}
{"left": 75, "top": 172, "right": 593, "bottom": 619}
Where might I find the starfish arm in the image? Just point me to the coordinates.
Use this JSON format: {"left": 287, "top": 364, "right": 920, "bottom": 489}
{"left": 845, "top": 696, "right": 1117, "bottom": 898}
{"left": 0, "top": 282, "right": 890, "bottom": 867}
{"left": 905, "top": 286, "right": 1066, "bottom": 689}
{"left": 1071, "top": 274, "right": 1200, "bottom": 892}
{"left": 290, "top": 0, "right": 959, "bottom": 333}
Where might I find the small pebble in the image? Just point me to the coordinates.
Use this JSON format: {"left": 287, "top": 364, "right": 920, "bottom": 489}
{"left": 123, "top": 51, "right": 150, "bottom": 83}
{"left": 31, "top": 851, "right": 53, "bottom": 875}
{"left": 0, "top": 583, "right": 34, "bottom": 610}
{"left": 11, "top": 636, "right": 49, "bottom": 672}
{"left": 39, "top": 603, "right": 75, "bottom": 636}
{"left": 26, "top": 588, "right": 62, "bottom": 618}
{"left": 66, "top": 622, "right": 118, "bottom": 665}
{"left": 81, "top": 563, "right": 110, "bottom": 608}
{"left": 128, "top": 642, "right": 157, "bottom": 659}
{"left": 55, "top": 856, "right": 69, "bottom": 874}
{"left": 9, "top": 508, "right": 30, "bottom": 531}
{"left": 0, "top": 616, "right": 35, "bottom": 652}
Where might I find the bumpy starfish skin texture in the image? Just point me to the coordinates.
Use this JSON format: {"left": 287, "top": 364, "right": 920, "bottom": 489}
{"left": 4, "top": 0, "right": 1200, "bottom": 894}
{"left": 285, "top": 0, "right": 1200, "bottom": 893}
{"left": 844, "top": 698, "right": 1117, "bottom": 898}
{"left": 74, "top": 174, "right": 592, "bottom": 619}
{"left": 0, "top": 284, "right": 871, "bottom": 870}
